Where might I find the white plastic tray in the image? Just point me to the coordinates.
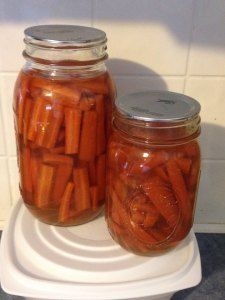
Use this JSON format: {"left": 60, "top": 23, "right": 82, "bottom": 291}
{"left": 0, "top": 201, "right": 201, "bottom": 300}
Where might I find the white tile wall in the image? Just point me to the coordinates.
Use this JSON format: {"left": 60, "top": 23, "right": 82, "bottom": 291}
{"left": 0, "top": 0, "right": 225, "bottom": 231}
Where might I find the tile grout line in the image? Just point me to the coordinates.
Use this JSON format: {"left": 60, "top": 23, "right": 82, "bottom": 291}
{"left": 183, "top": 0, "right": 196, "bottom": 93}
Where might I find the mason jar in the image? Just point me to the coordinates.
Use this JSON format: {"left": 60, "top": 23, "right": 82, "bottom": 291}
{"left": 106, "top": 91, "right": 201, "bottom": 255}
{"left": 13, "top": 25, "right": 116, "bottom": 226}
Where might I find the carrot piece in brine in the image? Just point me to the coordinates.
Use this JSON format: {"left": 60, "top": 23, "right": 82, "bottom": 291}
{"left": 35, "top": 164, "right": 55, "bottom": 208}
{"left": 21, "top": 147, "right": 33, "bottom": 193}
{"left": 73, "top": 167, "right": 91, "bottom": 211}
{"left": 27, "top": 97, "right": 45, "bottom": 141}
{"left": 65, "top": 108, "right": 82, "bottom": 154}
{"left": 96, "top": 154, "right": 106, "bottom": 201}
{"left": 96, "top": 95, "right": 106, "bottom": 155}
{"left": 90, "top": 186, "right": 99, "bottom": 211}
{"left": 49, "top": 146, "right": 65, "bottom": 154}
{"left": 79, "top": 110, "right": 97, "bottom": 161}
{"left": 43, "top": 153, "right": 73, "bottom": 165}
{"left": 88, "top": 160, "right": 96, "bottom": 185}
{"left": 22, "top": 98, "right": 33, "bottom": 144}
{"left": 58, "top": 182, "right": 74, "bottom": 222}
{"left": 16, "top": 76, "right": 29, "bottom": 134}
{"left": 35, "top": 103, "right": 51, "bottom": 147}
{"left": 30, "top": 153, "right": 40, "bottom": 190}
{"left": 166, "top": 159, "right": 191, "bottom": 224}
{"left": 175, "top": 157, "right": 192, "bottom": 175}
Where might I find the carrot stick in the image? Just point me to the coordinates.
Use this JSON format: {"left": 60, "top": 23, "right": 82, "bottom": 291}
{"left": 43, "top": 153, "right": 73, "bottom": 165}
{"left": 49, "top": 146, "right": 65, "bottom": 154}
{"left": 131, "top": 212, "right": 145, "bottom": 224}
{"left": 30, "top": 153, "right": 40, "bottom": 190}
{"left": 23, "top": 98, "right": 33, "bottom": 144}
{"left": 27, "top": 97, "right": 45, "bottom": 141}
{"left": 166, "top": 159, "right": 191, "bottom": 224}
{"left": 188, "top": 159, "right": 201, "bottom": 190}
{"left": 17, "top": 76, "right": 29, "bottom": 134}
{"left": 35, "top": 164, "right": 55, "bottom": 208}
{"left": 35, "top": 103, "right": 51, "bottom": 147}
{"left": 183, "top": 141, "right": 200, "bottom": 158}
{"left": 57, "top": 129, "right": 65, "bottom": 144}
{"left": 90, "top": 186, "right": 99, "bottom": 211}
{"left": 88, "top": 161, "right": 96, "bottom": 185}
{"left": 79, "top": 110, "right": 97, "bottom": 161}
{"left": 73, "top": 167, "right": 91, "bottom": 211}
{"left": 58, "top": 182, "right": 74, "bottom": 222}
{"left": 142, "top": 176, "right": 179, "bottom": 228}
{"left": 79, "top": 94, "right": 96, "bottom": 111}
{"left": 21, "top": 147, "right": 33, "bottom": 193}
{"left": 52, "top": 164, "right": 73, "bottom": 204}
{"left": 112, "top": 177, "right": 128, "bottom": 201}
{"left": 96, "top": 95, "right": 106, "bottom": 155}
{"left": 65, "top": 108, "right": 82, "bottom": 154}
{"left": 44, "top": 104, "right": 64, "bottom": 149}
{"left": 154, "top": 166, "right": 169, "bottom": 182}
{"left": 175, "top": 157, "right": 192, "bottom": 175}
{"left": 96, "top": 154, "right": 106, "bottom": 201}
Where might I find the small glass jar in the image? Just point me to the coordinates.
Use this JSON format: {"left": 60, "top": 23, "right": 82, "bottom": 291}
{"left": 106, "top": 91, "right": 201, "bottom": 255}
{"left": 13, "top": 25, "right": 116, "bottom": 226}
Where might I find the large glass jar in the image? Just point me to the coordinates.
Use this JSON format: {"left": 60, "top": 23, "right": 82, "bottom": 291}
{"left": 13, "top": 25, "right": 116, "bottom": 226}
{"left": 106, "top": 91, "right": 201, "bottom": 255}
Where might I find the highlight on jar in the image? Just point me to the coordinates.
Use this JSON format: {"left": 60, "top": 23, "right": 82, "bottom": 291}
{"left": 106, "top": 91, "right": 201, "bottom": 255}
{"left": 13, "top": 25, "right": 116, "bottom": 226}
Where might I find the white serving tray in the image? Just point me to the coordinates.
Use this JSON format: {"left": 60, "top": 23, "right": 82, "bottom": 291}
{"left": 0, "top": 200, "right": 201, "bottom": 300}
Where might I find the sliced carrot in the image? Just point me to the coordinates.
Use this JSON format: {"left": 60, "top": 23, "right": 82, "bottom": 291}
{"left": 166, "top": 159, "right": 191, "bottom": 224}
{"left": 79, "top": 94, "right": 96, "bottom": 111}
{"left": 142, "top": 176, "right": 179, "bottom": 228}
{"left": 30, "top": 153, "right": 41, "bottom": 190}
{"left": 65, "top": 108, "right": 82, "bottom": 154}
{"left": 17, "top": 76, "right": 29, "bottom": 134}
{"left": 49, "top": 146, "right": 65, "bottom": 154}
{"left": 35, "top": 164, "right": 55, "bottom": 208}
{"left": 96, "top": 154, "right": 106, "bottom": 201}
{"left": 27, "top": 97, "right": 45, "bottom": 141}
{"left": 188, "top": 159, "right": 201, "bottom": 190}
{"left": 21, "top": 147, "right": 33, "bottom": 193}
{"left": 88, "top": 161, "right": 96, "bottom": 185}
{"left": 35, "top": 103, "right": 51, "bottom": 147}
{"left": 22, "top": 98, "right": 33, "bottom": 144}
{"left": 154, "top": 166, "right": 169, "bottom": 182}
{"left": 79, "top": 110, "right": 97, "bottom": 161}
{"left": 90, "top": 186, "right": 99, "bottom": 211}
{"left": 43, "top": 153, "right": 73, "bottom": 165}
{"left": 73, "top": 167, "right": 91, "bottom": 211}
{"left": 175, "top": 157, "right": 192, "bottom": 175}
{"left": 44, "top": 104, "right": 64, "bottom": 149}
{"left": 112, "top": 176, "right": 128, "bottom": 201}
{"left": 96, "top": 95, "right": 106, "bottom": 155}
{"left": 52, "top": 164, "right": 73, "bottom": 204}
{"left": 183, "top": 141, "right": 200, "bottom": 158}
{"left": 58, "top": 182, "right": 74, "bottom": 222}
{"left": 131, "top": 212, "right": 145, "bottom": 225}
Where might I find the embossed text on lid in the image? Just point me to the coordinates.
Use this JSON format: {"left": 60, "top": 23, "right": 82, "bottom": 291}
{"left": 116, "top": 91, "right": 201, "bottom": 122}
{"left": 24, "top": 25, "right": 106, "bottom": 47}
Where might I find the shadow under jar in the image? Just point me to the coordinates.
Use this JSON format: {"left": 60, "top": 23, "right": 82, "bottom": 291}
{"left": 13, "top": 25, "right": 116, "bottom": 226}
{"left": 106, "top": 91, "right": 201, "bottom": 255}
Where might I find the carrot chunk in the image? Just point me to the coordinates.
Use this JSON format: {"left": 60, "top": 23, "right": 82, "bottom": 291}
{"left": 96, "top": 154, "right": 106, "bottom": 201}
{"left": 142, "top": 176, "right": 179, "bottom": 228}
{"left": 30, "top": 153, "right": 41, "bottom": 190}
{"left": 27, "top": 97, "right": 45, "bottom": 141}
{"left": 21, "top": 147, "right": 33, "bottom": 193}
{"left": 166, "top": 159, "right": 191, "bottom": 224}
{"left": 154, "top": 166, "right": 169, "bottom": 182}
{"left": 73, "top": 167, "right": 91, "bottom": 211}
{"left": 175, "top": 157, "right": 192, "bottom": 175}
{"left": 49, "top": 146, "right": 65, "bottom": 154}
{"left": 22, "top": 98, "right": 33, "bottom": 144}
{"left": 35, "top": 164, "right": 55, "bottom": 208}
{"left": 90, "top": 186, "right": 99, "bottom": 211}
{"left": 88, "top": 161, "right": 96, "bottom": 185}
{"left": 96, "top": 95, "right": 106, "bottom": 155}
{"left": 35, "top": 103, "right": 51, "bottom": 147}
{"left": 16, "top": 76, "right": 29, "bottom": 134}
{"left": 58, "top": 182, "right": 74, "bottom": 222}
{"left": 188, "top": 159, "right": 201, "bottom": 190}
{"left": 65, "top": 108, "right": 82, "bottom": 154}
{"left": 43, "top": 153, "right": 73, "bottom": 165}
{"left": 79, "top": 110, "right": 97, "bottom": 161}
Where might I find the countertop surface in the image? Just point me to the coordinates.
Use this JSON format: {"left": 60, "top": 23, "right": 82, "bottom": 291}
{"left": 0, "top": 232, "right": 225, "bottom": 300}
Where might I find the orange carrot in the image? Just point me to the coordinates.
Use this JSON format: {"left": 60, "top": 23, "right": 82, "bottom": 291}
{"left": 30, "top": 153, "right": 40, "bottom": 190}
{"left": 188, "top": 159, "right": 201, "bottom": 190}
{"left": 58, "top": 182, "right": 74, "bottom": 222}
{"left": 17, "top": 76, "right": 29, "bottom": 134}
{"left": 88, "top": 161, "right": 96, "bottom": 185}
{"left": 43, "top": 153, "right": 73, "bottom": 165}
{"left": 79, "top": 110, "right": 97, "bottom": 161}
{"left": 21, "top": 147, "right": 33, "bottom": 193}
{"left": 27, "top": 97, "right": 45, "bottom": 141}
{"left": 44, "top": 104, "right": 64, "bottom": 149}
{"left": 49, "top": 146, "right": 65, "bottom": 154}
{"left": 175, "top": 157, "right": 192, "bottom": 175}
{"left": 131, "top": 212, "right": 145, "bottom": 224}
{"left": 23, "top": 98, "right": 33, "bottom": 144}
{"left": 112, "top": 177, "right": 128, "bottom": 201}
{"left": 35, "top": 164, "right": 55, "bottom": 208}
{"left": 90, "top": 186, "right": 99, "bottom": 211}
{"left": 142, "top": 176, "right": 179, "bottom": 228}
{"left": 79, "top": 94, "right": 96, "bottom": 111}
{"left": 96, "top": 95, "right": 106, "bottom": 155}
{"left": 96, "top": 154, "right": 106, "bottom": 201}
{"left": 35, "top": 103, "right": 51, "bottom": 147}
{"left": 166, "top": 159, "right": 191, "bottom": 224}
{"left": 73, "top": 167, "right": 91, "bottom": 211}
{"left": 183, "top": 141, "right": 200, "bottom": 158}
{"left": 52, "top": 164, "right": 73, "bottom": 204}
{"left": 57, "top": 129, "right": 65, "bottom": 144}
{"left": 65, "top": 108, "right": 82, "bottom": 154}
{"left": 155, "top": 166, "right": 169, "bottom": 182}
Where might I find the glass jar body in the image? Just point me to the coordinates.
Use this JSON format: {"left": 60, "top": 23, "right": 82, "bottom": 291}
{"left": 106, "top": 127, "right": 201, "bottom": 255}
{"left": 14, "top": 61, "right": 115, "bottom": 226}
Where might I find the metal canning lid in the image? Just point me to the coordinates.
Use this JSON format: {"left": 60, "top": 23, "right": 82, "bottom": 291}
{"left": 24, "top": 25, "right": 107, "bottom": 48}
{"left": 116, "top": 91, "right": 201, "bottom": 122}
